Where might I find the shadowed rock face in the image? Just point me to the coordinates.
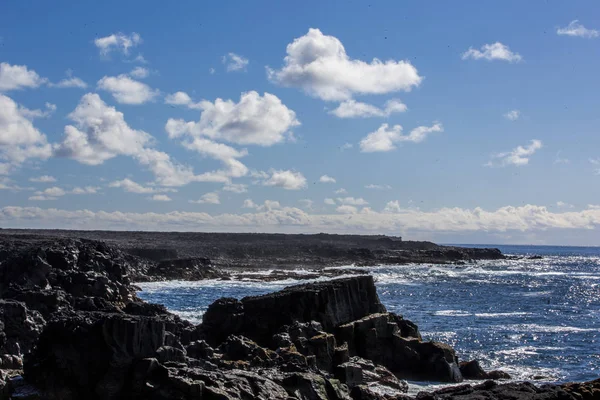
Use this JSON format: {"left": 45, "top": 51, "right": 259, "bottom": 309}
{"left": 201, "top": 276, "right": 386, "bottom": 347}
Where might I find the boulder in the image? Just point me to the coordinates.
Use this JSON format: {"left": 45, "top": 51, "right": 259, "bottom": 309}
{"left": 0, "top": 300, "right": 45, "bottom": 357}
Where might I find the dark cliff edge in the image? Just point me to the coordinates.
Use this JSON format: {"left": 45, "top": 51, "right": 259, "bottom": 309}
{"left": 0, "top": 230, "right": 504, "bottom": 271}
{"left": 0, "top": 236, "right": 596, "bottom": 399}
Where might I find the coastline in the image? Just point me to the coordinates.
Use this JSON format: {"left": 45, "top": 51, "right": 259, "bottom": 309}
{"left": 0, "top": 231, "right": 597, "bottom": 399}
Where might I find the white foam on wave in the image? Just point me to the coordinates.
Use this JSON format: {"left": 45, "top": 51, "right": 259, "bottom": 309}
{"left": 474, "top": 312, "right": 533, "bottom": 318}
{"left": 433, "top": 310, "right": 472, "bottom": 317}
{"left": 172, "top": 310, "right": 204, "bottom": 325}
{"left": 504, "top": 323, "right": 597, "bottom": 333}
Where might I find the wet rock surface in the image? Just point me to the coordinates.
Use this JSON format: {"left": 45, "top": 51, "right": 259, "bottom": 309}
{"left": 0, "top": 235, "right": 595, "bottom": 399}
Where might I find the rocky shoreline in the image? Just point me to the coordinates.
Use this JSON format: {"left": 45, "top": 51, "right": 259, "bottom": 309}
{"left": 0, "top": 236, "right": 597, "bottom": 399}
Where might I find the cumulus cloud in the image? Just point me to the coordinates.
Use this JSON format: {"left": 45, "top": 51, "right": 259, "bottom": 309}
{"left": 242, "top": 199, "right": 257, "bottom": 209}
{"left": 97, "top": 74, "right": 159, "bottom": 104}
{"left": 150, "top": 194, "right": 172, "bottom": 202}
{"left": 337, "top": 197, "right": 368, "bottom": 206}
{"left": 29, "top": 186, "right": 66, "bottom": 200}
{"left": 190, "top": 192, "right": 220, "bottom": 204}
{"left": 504, "top": 110, "right": 520, "bottom": 121}
{"left": 329, "top": 99, "right": 407, "bottom": 118}
{"left": 222, "top": 53, "right": 249, "bottom": 72}
{"left": 486, "top": 140, "right": 543, "bottom": 167}
{"left": 319, "top": 175, "right": 336, "bottom": 183}
{"left": 0, "top": 63, "right": 47, "bottom": 92}
{"left": 336, "top": 205, "right": 358, "bottom": 214}
{"left": 462, "top": 42, "right": 522, "bottom": 62}
{"left": 267, "top": 28, "right": 422, "bottom": 101}
{"left": 166, "top": 91, "right": 299, "bottom": 146}
{"left": 557, "top": 20, "right": 599, "bottom": 38}
{"left": 71, "top": 186, "right": 100, "bottom": 195}
{"left": 164, "top": 91, "right": 202, "bottom": 109}
{"left": 365, "top": 184, "right": 391, "bottom": 190}
{"left": 129, "top": 67, "right": 149, "bottom": 79}
{"left": 54, "top": 93, "right": 216, "bottom": 186}
{"left": 108, "top": 178, "right": 174, "bottom": 194}
{"left": 360, "top": 123, "right": 443, "bottom": 152}
{"left": 223, "top": 183, "right": 248, "bottom": 194}
{"left": 299, "top": 199, "right": 314, "bottom": 210}
{"left": 556, "top": 201, "right": 574, "bottom": 209}
{"left": 0, "top": 94, "right": 52, "bottom": 173}
{"left": 49, "top": 77, "right": 88, "bottom": 89}
{"left": 334, "top": 188, "right": 347, "bottom": 194}
{"left": 95, "top": 32, "right": 142, "bottom": 56}
{"left": 324, "top": 198, "right": 336, "bottom": 205}
{"left": 30, "top": 175, "right": 56, "bottom": 183}
{"left": 383, "top": 200, "right": 402, "bottom": 213}
{"left": 18, "top": 102, "right": 57, "bottom": 119}
{"left": 259, "top": 169, "right": 307, "bottom": 190}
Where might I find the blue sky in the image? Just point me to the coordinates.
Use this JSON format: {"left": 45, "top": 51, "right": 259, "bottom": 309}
{"left": 1, "top": 0, "right": 600, "bottom": 245}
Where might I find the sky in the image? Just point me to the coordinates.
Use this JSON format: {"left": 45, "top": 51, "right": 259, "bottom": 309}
{"left": 1, "top": 1, "right": 600, "bottom": 245}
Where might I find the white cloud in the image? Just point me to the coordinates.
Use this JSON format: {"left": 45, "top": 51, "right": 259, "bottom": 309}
{"left": 49, "top": 77, "right": 88, "bottom": 89}
{"left": 554, "top": 151, "right": 570, "bottom": 165}
{"left": 337, "top": 197, "right": 368, "bottom": 206}
{"left": 590, "top": 158, "right": 600, "bottom": 175}
{"left": 336, "top": 205, "right": 358, "bottom": 214}
{"left": 129, "top": 67, "right": 149, "bottom": 79}
{"left": 36, "top": 187, "right": 66, "bottom": 197}
{"left": 190, "top": 192, "right": 220, "bottom": 204}
{"left": 504, "top": 110, "right": 520, "bottom": 121}
{"left": 150, "top": 194, "right": 172, "bottom": 202}
{"left": 18, "top": 102, "right": 57, "bottom": 119}
{"left": 0, "top": 63, "right": 47, "bottom": 92}
{"left": 261, "top": 169, "right": 307, "bottom": 190}
{"left": 340, "top": 143, "right": 353, "bottom": 151}
{"left": 556, "top": 201, "right": 574, "bottom": 209}
{"left": 486, "top": 140, "right": 543, "bottom": 167}
{"left": 109, "top": 178, "right": 157, "bottom": 194}
{"left": 176, "top": 137, "right": 249, "bottom": 179}
{"left": 365, "top": 184, "right": 391, "bottom": 190}
{"left": 324, "top": 198, "right": 336, "bottom": 205}
{"left": 462, "top": 42, "right": 522, "bottom": 62}
{"left": 166, "top": 91, "right": 299, "bottom": 146}
{"left": 71, "top": 186, "right": 99, "bottom": 195}
{"left": 164, "top": 91, "right": 202, "bottom": 109}
{"left": 334, "top": 188, "right": 347, "bottom": 194}
{"left": 319, "top": 175, "right": 336, "bottom": 183}
{"left": 222, "top": 53, "right": 249, "bottom": 72}
{"left": 243, "top": 199, "right": 257, "bottom": 209}
{"left": 5, "top": 204, "right": 600, "bottom": 237}
{"left": 30, "top": 175, "right": 56, "bottom": 183}
{"left": 268, "top": 28, "right": 422, "bottom": 101}
{"left": 557, "top": 20, "right": 599, "bottom": 38}
{"left": 209, "top": 68, "right": 216, "bottom": 75}
{"left": 383, "top": 200, "right": 402, "bottom": 213}
{"left": 360, "top": 123, "right": 443, "bottom": 152}
{"left": 329, "top": 99, "right": 407, "bottom": 118}
{"left": 0, "top": 94, "right": 52, "bottom": 171}
{"left": 55, "top": 93, "right": 214, "bottom": 187}
{"left": 28, "top": 195, "right": 56, "bottom": 201}
{"left": 54, "top": 93, "right": 153, "bottom": 165}
{"left": 299, "top": 199, "right": 314, "bottom": 210}
{"left": 222, "top": 183, "right": 248, "bottom": 193}
{"left": 97, "top": 74, "right": 159, "bottom": 104}
{"left": 95, "top": 32, "right": 142, "bottom": 56}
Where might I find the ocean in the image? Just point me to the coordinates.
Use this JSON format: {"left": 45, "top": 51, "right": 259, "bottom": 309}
{"left": 137, "top": 244, "right": 600, "bottom": 387}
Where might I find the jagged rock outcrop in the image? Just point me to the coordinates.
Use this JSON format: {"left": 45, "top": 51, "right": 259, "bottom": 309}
{"left": 201, "top": 276, "right": 386, "bottom": 346}
{"left": 142, "top": 257, "right": 229, "bottom": 281}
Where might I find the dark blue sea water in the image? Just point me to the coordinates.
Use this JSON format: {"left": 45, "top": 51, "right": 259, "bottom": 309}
{"left": 138, "top": 245, "right": 600, "bottom": 385}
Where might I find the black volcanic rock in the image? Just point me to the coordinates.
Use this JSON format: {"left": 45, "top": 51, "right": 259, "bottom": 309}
{"left": 201, "top": 276, "right": 385, "bottom": 346}
{"left": 143, "top": 257, "right": 229, "bottom": 281}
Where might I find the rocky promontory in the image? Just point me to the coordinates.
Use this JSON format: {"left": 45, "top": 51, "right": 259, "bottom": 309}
{"left": 0, "top": 236, "right": 596, "bottom": 399}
